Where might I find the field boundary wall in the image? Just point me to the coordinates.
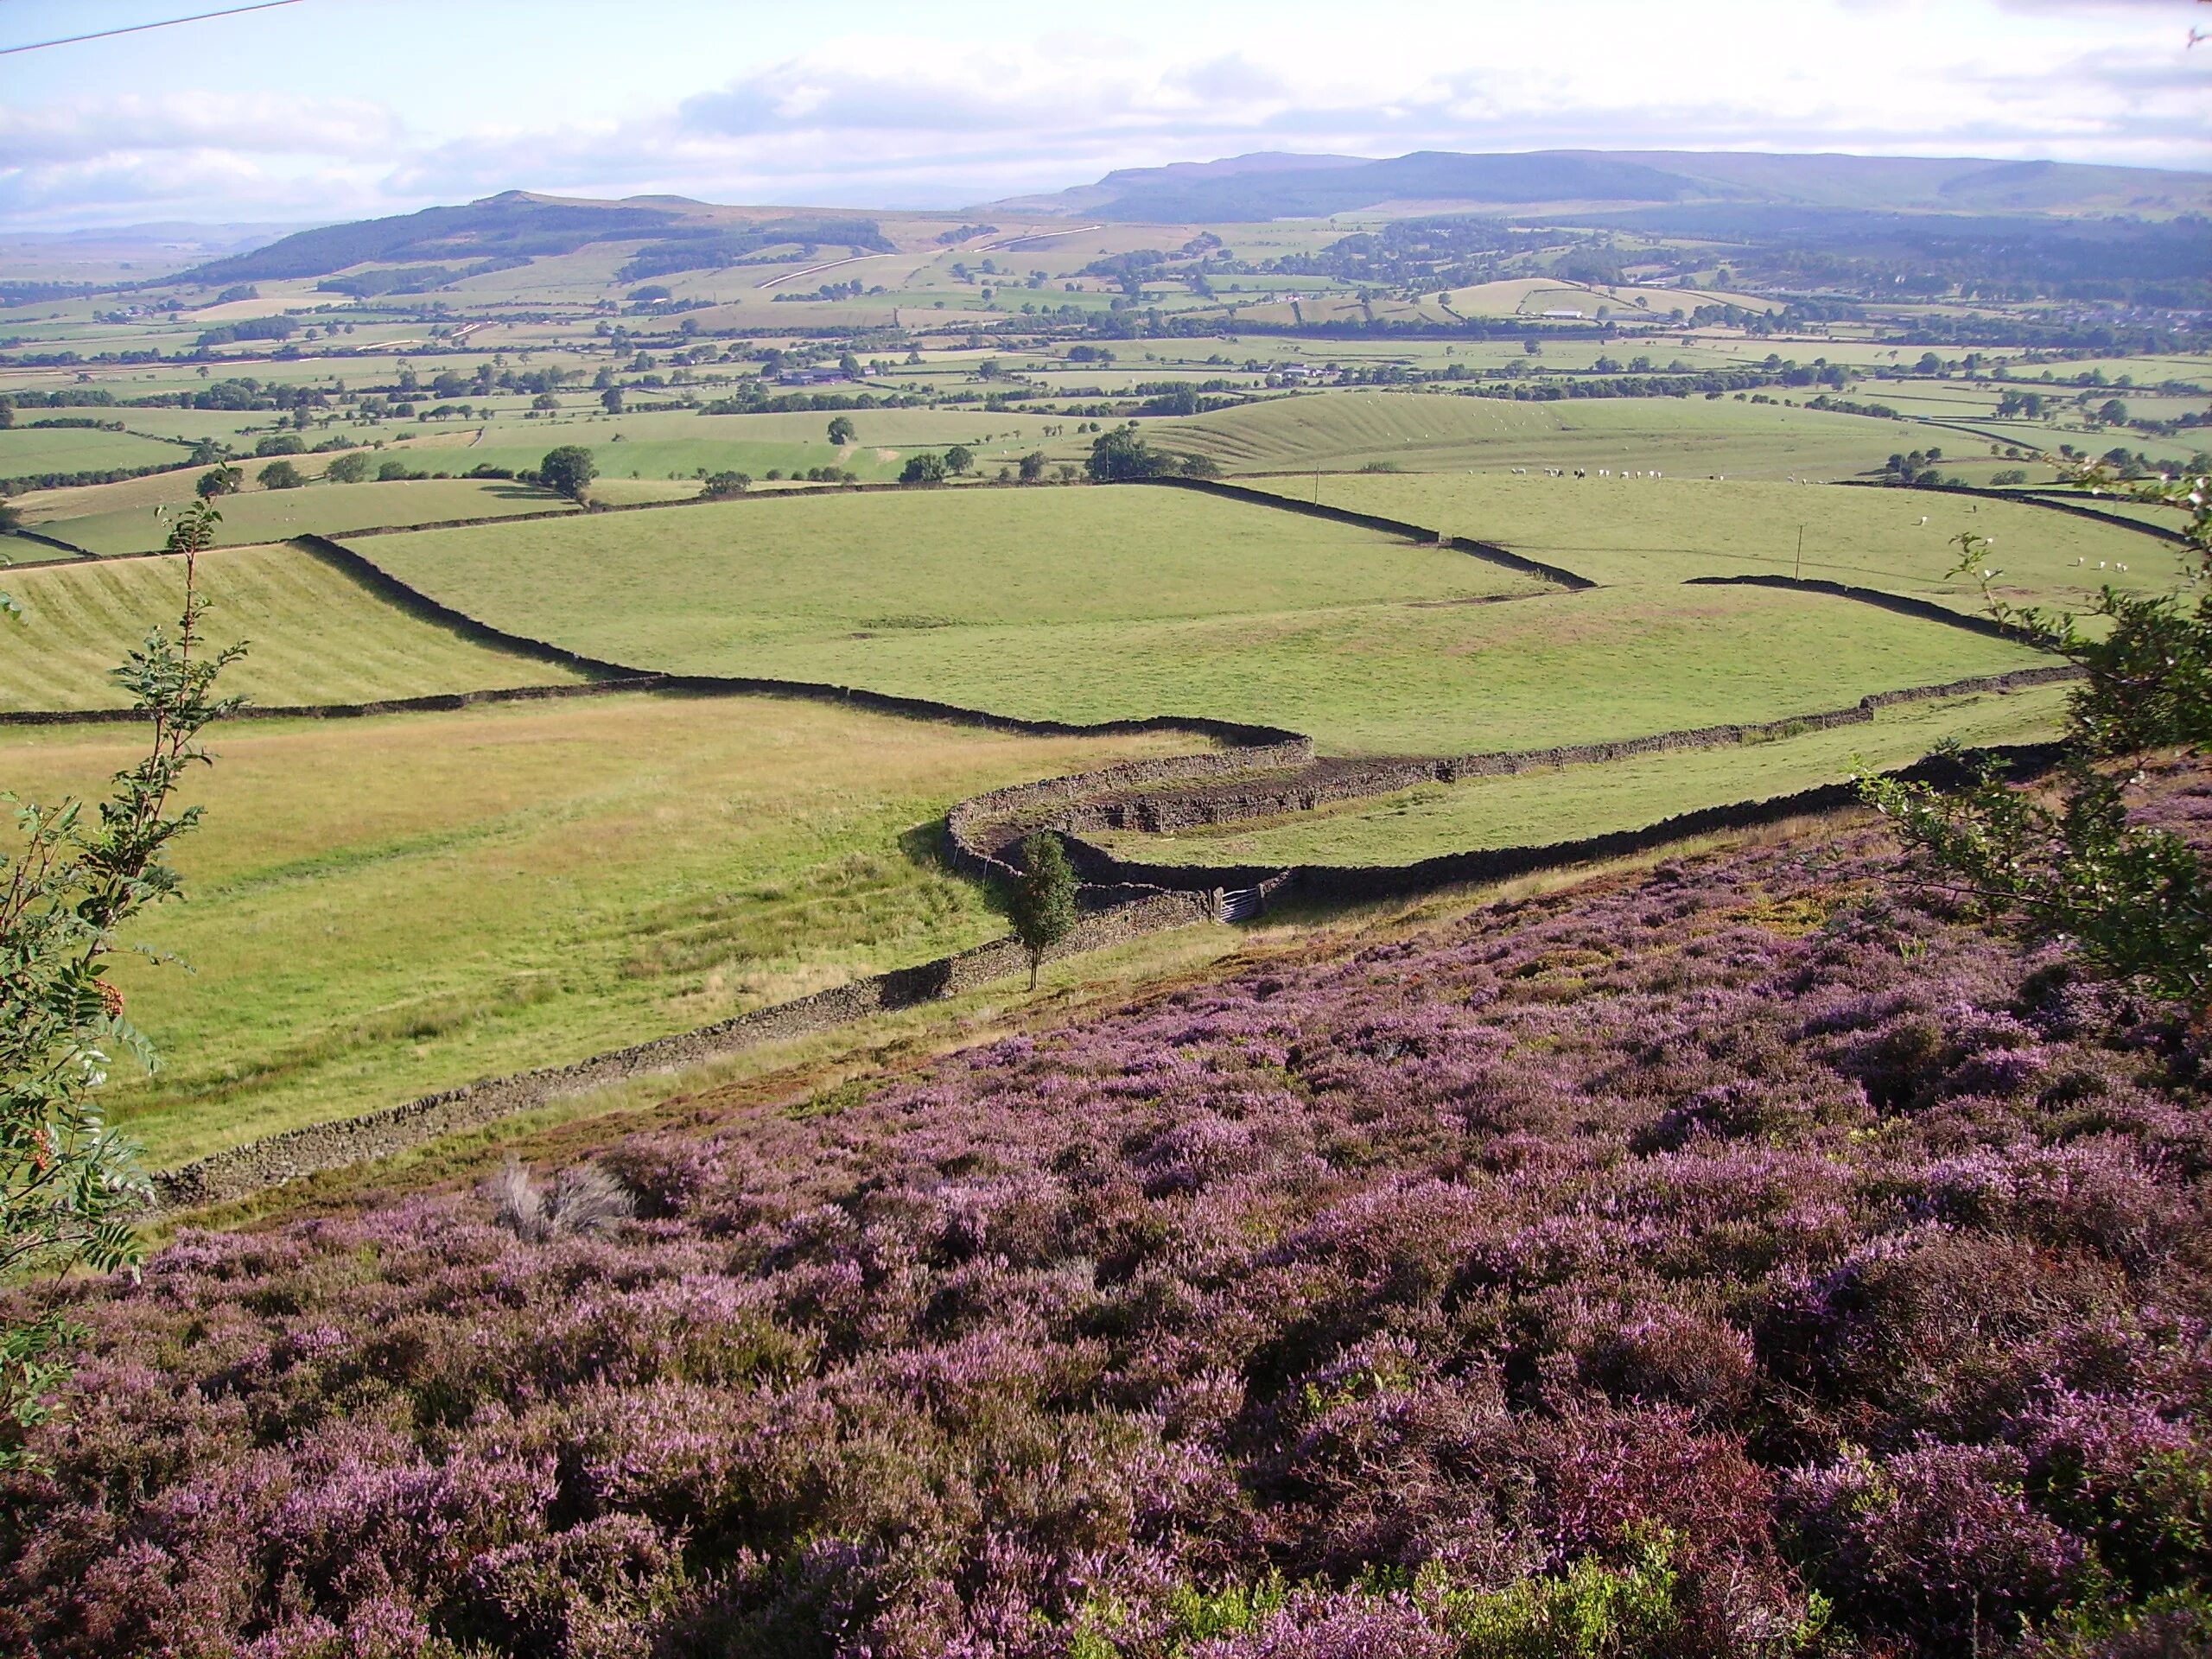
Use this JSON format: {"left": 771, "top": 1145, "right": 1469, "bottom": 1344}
{"left": 1834, "top": 479, "right": 2193, "bottom": 547}
{"left": 150, "top": 891, "right": 1215, "bottom": 1211}
{"left": 1022, "top": 665, "right": 2082, "bottom": 839}
{"left": 1126, "top": 474, "right": 1600, "bottom": 589}
{"left": 1052, "top": 739, "right": 2068, "bottom": 899}
{"left": 1683, "top": 572, "right": 2051, "bottom": 645}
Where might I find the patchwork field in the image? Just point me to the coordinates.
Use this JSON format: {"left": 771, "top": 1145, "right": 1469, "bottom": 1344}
{"left": 0, "top": 542, "right": 592, "bottom": 711}
{"left": 1155, "top": 391, "right": 1916, "bottom": 479}
{"left": 1239, "top": 473, "right": 2171, "bottom": 607}
{"left": 25, "top": 475, "right": 580, "bottom": 555}
{"left": 0, "top": 696, "right": 1205, "bottom": 1165}
{"left": 358, "top": 487, "right": 2044, "bottom": 753}
{"left": 1091, "top": 682, "right": 2073, "bottom": 868}
{"left": 0, "top": 424, "right": 187, "bottom": 479}
{"left": 382, "top": 407, "right": 1077, "bottom": 487}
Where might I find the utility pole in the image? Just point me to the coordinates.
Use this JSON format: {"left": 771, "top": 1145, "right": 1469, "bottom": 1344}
{"left": 1313, "top": 465, "right": 1321, "bottom": 506}
{"left": 1796, "top": 524, "right": 1805, "bottom": 579}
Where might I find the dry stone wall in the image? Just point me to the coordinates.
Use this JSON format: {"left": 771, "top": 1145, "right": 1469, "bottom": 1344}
{"left": 1684, "top": 572, "right": 2051, "bottom": 645}
{"left": 1058, "top": 740, "right": 2069, "bottom": 901}
{"left": 122, "top": 487, "right": 2082, "bottom": 1208}
{"left": 1130, "top": 475, "right": 1599, "bottom": 590}
{"left": 1050, "top": 666, "right": 2081, "bottom": 836}
{"left": 153, "top": 890, "right": 1212, "bottom": 1210}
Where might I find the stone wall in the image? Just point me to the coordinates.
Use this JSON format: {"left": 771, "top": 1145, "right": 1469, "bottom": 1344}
{"left": 1056, "top": 666, "right": 2081, "bottom": 836}
{"left": 1834, "top": 478, "right": 2192, "bottom": 548}
{"left": 1058, "top": 740, "right": 2069, "bottom": 900}
{"left": 1685, "top": 572, "right": 2050, "bottom": 645}
{"left": 1129, "top": 475, "right": 1599, "bottom": 590}
{"left": 152, "top": 889, "right": 1213, "bottom": 1211}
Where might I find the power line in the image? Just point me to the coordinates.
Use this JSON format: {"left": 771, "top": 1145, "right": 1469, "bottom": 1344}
{"left": 0, "top": 0, "right": 303, "bottom": 56}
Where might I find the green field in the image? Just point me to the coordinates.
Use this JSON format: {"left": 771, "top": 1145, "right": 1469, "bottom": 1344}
{"left": 1155, "top": 391, "right": 1919, "bottom": 479}
{"left": 0, "top": 424, "right": 188, "bottom": 478}
{"left": 383, "top": 407, "right": 1081, "bottom": 486}
{"left": 357, "top": 488, "right": 2043, "bottom": 753}
{"left": 0, "top": 696, "right": 1201, "bottom": 1164}
{"left": 1091, "top": 683, "right": 2072, "bottom": 868}
{"left": 0, "top": 542, "right": 592, "bottom": 711}
{"left": 29, "top": 476, "right": 580, "bottom": 555}
{"left": 1237, "top": 474, "right": 2169, "bottom": 607}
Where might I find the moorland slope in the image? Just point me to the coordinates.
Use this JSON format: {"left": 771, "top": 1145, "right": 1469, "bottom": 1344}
{"left": 8, "top": 760, "right": 2210, "bottom": 1656}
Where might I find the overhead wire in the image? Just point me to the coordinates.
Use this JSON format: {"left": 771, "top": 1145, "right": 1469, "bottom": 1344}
{"left": 0, "top": 0, "right": 304, "bottom": 57}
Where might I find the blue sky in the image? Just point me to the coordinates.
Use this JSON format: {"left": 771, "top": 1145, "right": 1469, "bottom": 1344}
{"left": 2, "top": 0, "right": 2207, "bottom": 228}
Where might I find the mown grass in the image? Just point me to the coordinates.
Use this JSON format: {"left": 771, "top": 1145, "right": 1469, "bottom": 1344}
{"left": 0, "top": 424, "right": 185, "bottom": 478}
{"left": 0, "top": 541, "right": 593, "bottom": 711}
{"left": 1091, "top": 683, "right": 2072, "bottom": 867}
{"left": 0, "top": 692, "right": 1205, "bottom": 1166}
{"left": 28, "top": 476, "right": 580, "bottom": 555}
{"left": 360, "top": 490, "right": 2042, "bottom": 754}
{"left": 1154, "top": 391, "right": 1917, "bottom": 479}
{"left": 385, "top": 407, "right": 1077, "bottom": 487}
{"left": 1237, "top": 474, "right": 2175, "bottom": 607}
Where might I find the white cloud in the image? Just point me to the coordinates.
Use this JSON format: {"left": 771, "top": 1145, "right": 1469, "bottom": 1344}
{"left": 4, "top": 10, "right": 2204, "bottom": 228}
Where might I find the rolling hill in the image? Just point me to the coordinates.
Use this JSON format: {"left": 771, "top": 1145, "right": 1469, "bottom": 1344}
{"left": 995, "top": 147, "right": 2212, "bottom": 220}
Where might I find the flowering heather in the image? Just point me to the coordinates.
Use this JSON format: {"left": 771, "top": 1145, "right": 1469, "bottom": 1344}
{"left": 8, "top": 767, "right": 2212, "bottom": 1657}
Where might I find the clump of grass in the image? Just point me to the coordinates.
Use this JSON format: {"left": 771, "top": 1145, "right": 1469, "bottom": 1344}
{"left": 486, "top": 1158, "right": 636, "bottom": 1241}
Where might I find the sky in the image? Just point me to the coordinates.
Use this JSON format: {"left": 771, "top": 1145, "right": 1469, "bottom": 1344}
{"left": 2, "top": 0, "right": 2208, "bottom": 231}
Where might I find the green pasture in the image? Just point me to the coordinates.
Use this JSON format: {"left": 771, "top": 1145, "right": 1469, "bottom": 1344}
{"left": 0, "top": 541, "right": 592, "bottom": 712}
{"left": 0, "top": 696, "right": 1202, "bottom": 1164}
{"left": 1092, "top": 683, "right": 2073, "bottom": 868}
{"left": 365, "top": 484, "right": 1538, "bottom": 648}
{"left": 382, "top": 407, "right": 1077, "bottom": 486}
{"left": 0, "top": 425, "right": 186, "bottom": 478}
{"left": 359, "top": 488, "right": 2040, "bottom": 754}
{"left": 1237, "top": 474, "right": 2169, "bottom": 608}
{"left": 27, "top": 476, "right": 578, "bottom": 556}
{"left": 1154, "top": 391, "right": 1916, "bottom": 479}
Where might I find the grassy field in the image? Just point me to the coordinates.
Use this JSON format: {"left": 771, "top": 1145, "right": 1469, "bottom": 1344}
{"left": 28, "top": 476, "right": 580, "bottom": 555}
{"left": 359, "top": 489, "right": 2042, "bottom": 753}
{"left": 0, "top": 695, "right": 1204, "bottom": 1165}
{"left": 364, "top": 482, "right": 1541, "bottom": 648}
{"left": 0, "top": 542, "right": 594, "bottom": 711}
{"left": 1236, "top": 474, "right": 2170, "bottom": 607}
{"left": 1154, "top": 391, "right": 1917, "bottom": 479}
{"left": 1091, "top": 682, "right": 2073, "bottom": 868}
{"left": 0, "top": 425, "right": 187, "bottom": 478}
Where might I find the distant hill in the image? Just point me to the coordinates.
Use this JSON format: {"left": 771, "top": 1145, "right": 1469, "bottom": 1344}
{"left": 993, "top": 148, "right": 2212, "bottom": 221}
{"left": 174, "top": 191, "right": 904, "bottom": 288}
{"left": 176, "top": 192, "right": 696, "bottom": 284}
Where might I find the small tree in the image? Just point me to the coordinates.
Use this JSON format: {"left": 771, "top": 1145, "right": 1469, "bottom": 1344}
{"left": 900, "top": 452, "right": 948, "bottom": 486}
{"left": 944, "top": 443, "right": 976, "bottom": 476}
{"left": 539, "top": 445, "right": 596, "bottom": 502}
{"left": 702, "top": 471, "right": 752, "bottom": 498}
{"left": 258, "top": 460, "right": 303, "bottom": 491}
{"left": 1862, "top": 468, "right": 2212, "bottom": 1006}
{"left": 1008, "top": 833, "right": 1079, "bottom": 991}
{"left": 1, "top": 499, "right": 241, "bottom": 1470}
{"left": 601, "top": 387, "right": 624, "bottom": 415}
{"left": 1018, "top": 451, "right": 1046, "bottom": 483}
{"left": 827, "top": 416, "right": 856, "bottom": 446}
{"left": 0, "top": 502, "right": 19, "bottom": 537}
{"left": 324, "top": 451, "right": 371, "bottom": 484}
{"left": 194, "top": 467, "right": 241, "bottom": 500}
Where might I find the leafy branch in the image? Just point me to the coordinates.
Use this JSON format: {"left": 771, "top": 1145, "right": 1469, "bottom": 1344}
{"left": 0, "top": 499, "right": 243, "bottom": 1469}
